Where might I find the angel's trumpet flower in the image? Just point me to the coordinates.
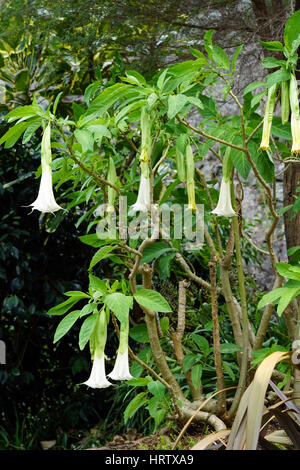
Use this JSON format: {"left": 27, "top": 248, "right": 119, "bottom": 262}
{"left": 107, "top": 157, "right": 117, "bottom": 213}
{"left": 290, "top": 74, "right": 300, "bottom": 154}
{"left": 260, "top": 83, "right": 277, "bottom": 151}
{"left": 83, "top": 309, "right": 112, "bottom": 389}
{"left": 186, "top": 144, "right": 196, "bottom": 210}
{"left": 108, "top": 318, "right": 133, "bottom": 381}
{"left": 29, "top": 123, "right": 63, "bottom": 213}
{"left": 281, "top": 80, "right": 290, "bottom": 125}
{"left": 129, "top": 162, "right": 151, "bottom": 214}
{"left": 212, "top": 148, "right": 236, "bottom": 218}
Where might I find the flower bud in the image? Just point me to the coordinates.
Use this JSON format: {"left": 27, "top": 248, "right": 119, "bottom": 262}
{"left": 260, "top": 84, "right": 277, "bottom": 151}
{"left": 139, "top": 107, "right": 152, "bottom": 163}
{"left": 175, "top": 135, "right": 187, "bottom": 183}
{"left": 107, "top": 157, "right": 117, "bottom": 212}
{"left": 289, "top": 74, "right": 300, "bottom": 154}
{"left": 281, "top": 80, "right": 290, "bottom": 125}
{"left": 186, "top": 144, "right": 196, "bottom": 210}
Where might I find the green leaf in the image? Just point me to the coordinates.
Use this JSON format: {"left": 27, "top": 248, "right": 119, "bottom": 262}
{"left": 54, "top": 310, "right": 82, "bottom": 343}
{"left": 64, "top": 291, "right": 90, "bottom": 298}
{"left": 124, "top": 392, "right": 148, "bottom": 424}
{"left": 5, "top": 105, "right": 40, "bottom": 122}
{"left": 0, "top": 122, "right": 28, "bottom": 148}
{"left": 48, "top": 297, "right": 83, "bottom": 316}
{"left": 191, "top": 334, "right": 210, "bottom": 356}
{"left": 159, "top": 252, "right": 176, "bottom": 281}
{"left": 15, "top": 69, "right": 30, "bottom": 92}
{"left": 266, "top": 69, "right": 290, "bottom": 88}
{"left": 79, "top": 312, "right": 98, "bottom": 350}
{"left": 223, "top": 361, "right": 236, "bottom": 381}
{"left": 276, "top": 262, "right": 300, "bottom": 281}
{"left": 262, "top": 57, "right": 286, "bottom": 69}
{"left": 189, "top": 47, "right": 207, "bottom": 63}
{"left": 191, "top": 364, "right": 203, "bottom": 389}
{"left": 80, "top": 303, "right": 97, "bottom": 317}
{"left": 230, "top": 141, "right": 251, "bottom": 179}
{"left": 133, "top": 289, "right": 172, "bottom": 313}
{"left": 22, "top": 120, "right": 42, "bottom": 144}
{"left": 147, "top": 380, "right": 166, "bottom": 399}
{"left": 260, "top": 40, "right": 284, "bottom": 51}
{"left": 86, "top": 124, "right": 111, "bottom": 144}
{"left": 74, "top": 129, "right": 94, "bottom": 153}
{"left": 140, "top": 242, "right": 173, "bottom": 264}
{"left": 103, "top": 293, "right": 133, "bottom": 323}
{"left": 284, "top": 10, "right": 300, "bottom": 51}
{"left": 129, "top": 323, "right": 149, "bottom": 343}
{"left": 251, "top": 91, "right": 266, "bottom": 108}
{"left": 79, "top": 234, "right": 104, "bottom": 247}
{"left": 287, "top": 246, "right": 300, "bottom": 257}
{"left": 277, "top": 287, "right": 300, "bottom": 316}
{"left": 220, "top": 343, "right": 242, "bottom": 354}
{"left": 127, "top": 377, "right": 152, "bottom": 387}
{"left": 167, "top": 94, "right": 189, "bottom": 120}
{"left": 257, "top": 287, "right": 288, "bottom": 310}
{"left": 89, "top": 245, "right": 116, "bottom": 270}
{"left": 182, "top": 353, "right": 198, "bottom": 372}
{"left": 212, "top": 45, "right": 230, "bottom": 70}
{"left": 232, "top": 44, "right": 243, "bottom": 73}
{"left": 88, "top": 83, "right": 132, "bottom": 115}
{"left": 53, "top": 92, "right": 63, "bottom": 115}
{"left": 89, "top": 275, "right": 108, "bottom": 295}
{"left": 125, "top": 70, "right": 147, "bottom": 86}
{"left": 243, "top": 81, "right": 266, "bottom": 96}
{"left": 251, "top": 144, "right": 274, "bottom": 183}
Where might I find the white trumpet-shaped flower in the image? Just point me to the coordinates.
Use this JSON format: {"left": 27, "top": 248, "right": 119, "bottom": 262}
{"left": 129, "top": 167, "right": 151, "bottom": 215}
{"left": 212, "top": 178, "right": 236, "bottom": 218}
{"left": 83, "top": 352, "right": 112, "bottom": 389}
{"left": 29, "top": 123, "right": 62, "bottom": 213}
{"left": 108, "top": 348, "right": 133, "bottom": 381}
{"left": 291, "top": 114, "right": 300, "bottom": 154}
{"left": 83, "top": 308, "right": 112, "bottom": 389}
{"left": 108, "top": 317, "right": 133, "bottom": 381}
{"left": 30, "top": 165, "right": 63, "bottom": 213}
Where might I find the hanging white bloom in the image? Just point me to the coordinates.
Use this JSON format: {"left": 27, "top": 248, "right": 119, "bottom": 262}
{"left": 212, "top": 178, "right": 236, "bottom": 218}
{"left": 30, "top": 165, "right": 63, "bottom": 213}
{"left": 290, "top": 75, "right": 300, "bottom": 154}
{"left": 129, "top": 167, "right": 151, "bottom": 215}
{"left": 108, "top": 318, "right": 133, "bottom": 381}
{"left": 83, "top": 353, "right": 112, "bottom": 389}
{"left": 83, "top": 309, "right": 112, "bottom": 389}
{"left": 108, "top": 348, "right": 133, "bottom": 381}
{"left": 29, "top": 123, "right": 62, "bottom": 213}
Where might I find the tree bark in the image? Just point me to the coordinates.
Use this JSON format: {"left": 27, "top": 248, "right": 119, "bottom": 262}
{"left": 251, "top": 1, "right": 300, "bottom": 254}
{"left": 284, "top": 163, "right": 300, "bottom": 257}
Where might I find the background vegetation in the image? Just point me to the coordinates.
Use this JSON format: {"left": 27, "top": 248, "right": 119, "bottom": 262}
{"left": 0, "top": 0, "right": 300, "bottom": 450}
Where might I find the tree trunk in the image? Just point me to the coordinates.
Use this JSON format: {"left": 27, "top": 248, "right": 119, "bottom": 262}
{"left": 251, "top": 0, "right": 300, "bottom": 255}
{"left": 284, "top": 163, "right": 300, "bottom": 257}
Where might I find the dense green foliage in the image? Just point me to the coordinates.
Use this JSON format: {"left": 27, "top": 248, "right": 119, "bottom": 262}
{"left": 0, "top": 2, "right": 300, "bottom": 452}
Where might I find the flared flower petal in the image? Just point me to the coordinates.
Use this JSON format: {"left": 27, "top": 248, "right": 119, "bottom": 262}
{"left": 129, "top": 174, "right": 151, "bottom": 215}
{"left": 108, "top": 348, "right": 133, "bottom": 381}
{"left": 83, "top": 353, "right": 112, "bottom": 389}
{"left": 291, "top": 114, "right": 300, "bottom": 154}
{"left": 212, "top": 178, "right": 236, "bottom": 218}
{"left": 30, "top": 165, "right": 63, "bottom": 213}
